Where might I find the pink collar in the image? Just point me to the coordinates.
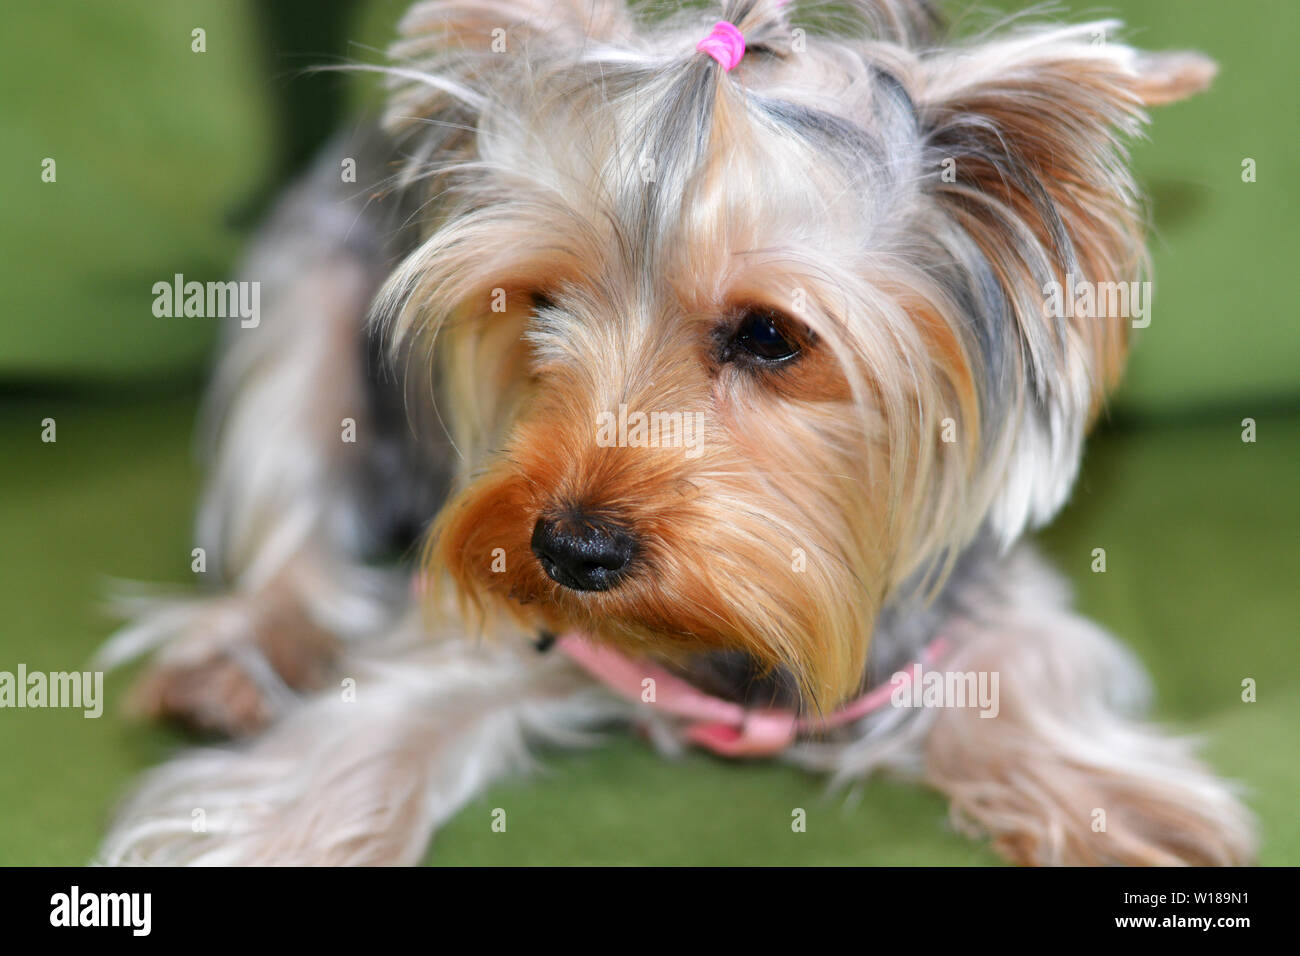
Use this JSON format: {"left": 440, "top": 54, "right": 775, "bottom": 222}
{"left": 557, "top": 634, "right": 950, "bottom": 758}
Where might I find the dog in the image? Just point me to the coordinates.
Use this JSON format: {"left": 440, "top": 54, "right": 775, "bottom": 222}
{"left": 97, "top": 0, "right": 1255, "bottom": 865}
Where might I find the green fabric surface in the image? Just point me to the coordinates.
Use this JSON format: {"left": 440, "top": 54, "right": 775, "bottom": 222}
{"left": 0, "top": 0, "right": 271, "bottom": 381}
{"left": 0, "top": 394, "right": 1294, "bottom": 865}
{"left": 1095, "top": 0, "right": 1300, "bottom": 413}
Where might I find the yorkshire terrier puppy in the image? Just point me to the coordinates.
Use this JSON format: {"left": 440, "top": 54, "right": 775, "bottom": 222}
{"left": 99, "top": 0, "right": 1254, "bottom": 865}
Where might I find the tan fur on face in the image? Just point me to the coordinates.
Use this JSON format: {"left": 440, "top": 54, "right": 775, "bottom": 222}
{"left": 432, "top": 284, "right": 889, "bottom": 709}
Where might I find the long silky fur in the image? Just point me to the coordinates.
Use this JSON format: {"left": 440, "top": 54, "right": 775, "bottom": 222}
{"left": 99, "top": 0, "right": 1251, "bottom": 866}
{"left": 99, "top": 613, "right": 628, "bottom": 865}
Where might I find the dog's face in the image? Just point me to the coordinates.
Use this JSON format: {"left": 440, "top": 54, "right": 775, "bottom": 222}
{"left": 380, "top": 0, "right": 1213, "bottom": 706}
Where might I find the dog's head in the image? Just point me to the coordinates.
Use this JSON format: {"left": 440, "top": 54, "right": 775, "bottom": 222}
{"left": 377, "top": 0, "right": 1213, "bottom": 707}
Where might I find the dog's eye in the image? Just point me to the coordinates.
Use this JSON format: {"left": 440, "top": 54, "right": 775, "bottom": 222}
{"left": 731, "top": 309, "right": 801, "bottom": 363}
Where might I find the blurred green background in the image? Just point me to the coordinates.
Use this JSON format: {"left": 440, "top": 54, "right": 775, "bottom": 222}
{"left": 0, "top": 0, "right": 1296, "bottom": 865}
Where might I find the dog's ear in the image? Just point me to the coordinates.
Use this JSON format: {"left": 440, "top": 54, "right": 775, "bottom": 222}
{"left": 915, "top": 22, "right": 1215, "bottom": 543}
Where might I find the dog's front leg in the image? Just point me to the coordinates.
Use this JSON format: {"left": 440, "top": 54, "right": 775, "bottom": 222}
{"left": 99, "top": 623, "right": 623, "bottom": 865}
{"left": 921, "top": 550, "right": 1255, "bottom": 866}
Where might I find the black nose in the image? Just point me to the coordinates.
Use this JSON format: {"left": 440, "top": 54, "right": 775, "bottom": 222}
{"left": 531, "top": 511, "right": 636, "bottom": 592}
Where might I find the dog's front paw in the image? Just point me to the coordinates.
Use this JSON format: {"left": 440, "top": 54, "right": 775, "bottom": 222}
{"left": 112, "top": 591, "right": 340, "bottom": 737}
{"left": 131, "top": 653, "right": 278, "bottom": 737}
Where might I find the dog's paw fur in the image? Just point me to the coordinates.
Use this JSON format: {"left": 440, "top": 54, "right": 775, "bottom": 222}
{"left": 107, "top": 589, "right": 340, "bottom": 737}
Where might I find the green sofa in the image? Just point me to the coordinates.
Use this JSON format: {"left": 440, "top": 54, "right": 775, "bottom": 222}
{"left": 1, "top": 0, "right": 1295, "bottom": 865}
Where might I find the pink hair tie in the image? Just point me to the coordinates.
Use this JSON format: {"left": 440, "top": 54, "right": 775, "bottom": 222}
{"left": 696, "top": 20, "right": 746, "bottom": 71}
